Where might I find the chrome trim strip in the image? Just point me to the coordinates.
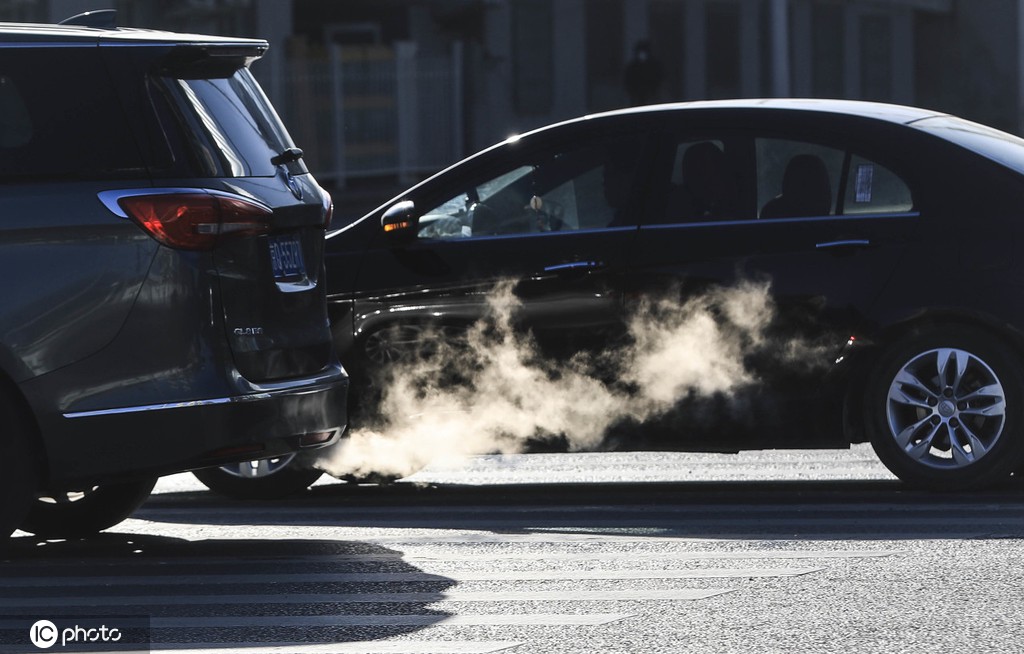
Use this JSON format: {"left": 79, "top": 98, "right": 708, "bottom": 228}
{"left": 247, "top": 363, "right": 344, "bottom": 393}
{"left": 397, "top": 225, "right": 637, "bottom": 244}
{"left": 466, "top": 225, "right": 638, "bottom": 241}
{"left": 64, "top": 396, "right": 259, "bottom": 419}
{"left": 642, "top": 211, "right": 920, "bottom": 230}
{"left": 64, "top": 364, "right": 345, "bottom": 419}
{"left": 544, "top": 261, "right": 601, "bottom": 273}
{"left": 98, "top": 188, "right": 273, "bottom": 220}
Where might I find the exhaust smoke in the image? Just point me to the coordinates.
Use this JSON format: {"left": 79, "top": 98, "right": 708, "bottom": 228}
{"left": 317, "top": 279, "right": 825, "bottom": 480}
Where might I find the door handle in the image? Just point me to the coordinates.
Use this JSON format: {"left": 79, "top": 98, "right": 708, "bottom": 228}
{"left": 815, "top": 239, "right": 871, "bottom": 251}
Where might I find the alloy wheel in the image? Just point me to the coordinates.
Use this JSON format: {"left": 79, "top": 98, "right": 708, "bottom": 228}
{"left": 886, "top": 347, "right": 1006, "bottom": 469}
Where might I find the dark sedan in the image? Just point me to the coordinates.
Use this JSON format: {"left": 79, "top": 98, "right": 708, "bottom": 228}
{"left": 210, "top": 99, "right": 1024, "bottom": 495}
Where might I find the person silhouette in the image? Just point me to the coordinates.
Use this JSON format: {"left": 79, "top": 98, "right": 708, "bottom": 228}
{"left": 624, "top": 40, "right": 663, "bottom": 106}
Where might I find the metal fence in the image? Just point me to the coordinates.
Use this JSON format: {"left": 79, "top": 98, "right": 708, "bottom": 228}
{"left": 275, "top": 43, "right": 464, "bottom": 187}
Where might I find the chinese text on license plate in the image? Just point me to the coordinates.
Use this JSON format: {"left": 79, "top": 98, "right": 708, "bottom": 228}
{"left": 269, "top": 234, "right": 305, "bottom": 280}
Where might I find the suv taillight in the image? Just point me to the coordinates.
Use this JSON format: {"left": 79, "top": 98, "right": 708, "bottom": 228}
{"left": 118, "top": 193, "right": 272, "bottom": 251}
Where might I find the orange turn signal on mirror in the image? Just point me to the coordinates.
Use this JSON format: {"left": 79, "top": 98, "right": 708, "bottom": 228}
{"left": 384, "top": 221, "right": 411, "bottom": 233}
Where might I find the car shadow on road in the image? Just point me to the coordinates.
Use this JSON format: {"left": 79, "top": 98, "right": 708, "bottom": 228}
{"left": 136, "top": 477, "right": 1024, "bottom": 541}
{"left": 0, "top": 534, "right": 455, "bottom": 651}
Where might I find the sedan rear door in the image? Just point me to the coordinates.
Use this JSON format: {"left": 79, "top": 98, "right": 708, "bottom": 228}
{"left": 626, "top": 116, "right": 922, "bottom": 445}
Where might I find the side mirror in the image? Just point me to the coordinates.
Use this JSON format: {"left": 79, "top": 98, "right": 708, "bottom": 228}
{"left": 381, "top": 200, "right": 418, "bottom": 242}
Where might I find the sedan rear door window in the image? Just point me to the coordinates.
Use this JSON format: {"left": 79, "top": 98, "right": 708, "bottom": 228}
{"left": 757, "top": 138, "right": 844, "bottom": 218}
{"left": 756, "top": 138, "right": 914, "bottom": 219}
{"left": 842, "top": 155, "right": 913, "bottom": 215}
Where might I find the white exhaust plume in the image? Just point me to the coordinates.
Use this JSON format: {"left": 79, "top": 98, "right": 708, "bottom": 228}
{"left": 316, "top": 279, "right": 821, "bottom": 480}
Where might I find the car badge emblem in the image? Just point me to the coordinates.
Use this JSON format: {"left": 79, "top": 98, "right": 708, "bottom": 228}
{"left": 285, "top": 171, "right": 303, "bottom": 200}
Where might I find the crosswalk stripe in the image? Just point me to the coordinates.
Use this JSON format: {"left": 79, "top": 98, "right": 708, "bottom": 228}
{"left": 140, "top": 614, "right": 634, "bottom": 628}
{"left": 3, "top": 549, "right": 897, "bottom": 569}
{"left": 0, "top": 567, "right": 820, "bottom": 587}
{"left": 0, "top": 588, "right": 733, "bottom": 608}
{"left": 155, "top": 641, "right": 523, "bottom": 653}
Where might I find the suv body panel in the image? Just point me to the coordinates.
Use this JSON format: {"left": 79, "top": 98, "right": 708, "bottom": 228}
{"left": 0, "top": 23, "right": 346, "bottom": 488}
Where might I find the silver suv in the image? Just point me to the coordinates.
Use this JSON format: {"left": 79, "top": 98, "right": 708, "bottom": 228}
{"left": 0, "top": 14, "right": 347, "bottom": 542}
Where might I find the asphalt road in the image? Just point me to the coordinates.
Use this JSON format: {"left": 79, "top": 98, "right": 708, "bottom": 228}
{"left": 4, "top": 445, "right": 1024, "bottom": 654}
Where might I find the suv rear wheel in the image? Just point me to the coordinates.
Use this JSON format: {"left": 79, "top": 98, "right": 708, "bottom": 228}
{"left": 0, "top": 403, "right": 37, "bottom": 546}
{"left": 19, "top": 479, "right": 157, "bottom": 538}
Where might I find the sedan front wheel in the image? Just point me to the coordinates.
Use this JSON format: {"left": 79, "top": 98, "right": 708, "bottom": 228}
{"left": 865, "top": 326, "right": 1024, "bottom": 489}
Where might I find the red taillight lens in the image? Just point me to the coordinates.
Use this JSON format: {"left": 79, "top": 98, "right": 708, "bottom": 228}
{"left": 118, "top": 193, "right": 272, "bottom": 250}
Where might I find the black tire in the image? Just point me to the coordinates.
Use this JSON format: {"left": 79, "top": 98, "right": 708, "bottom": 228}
{"left": 0, "top": 405, "right": 38, "bottom": 545}
{"left": 192, "top": 455, "right": 324, "bottom": 500}
{"left": 19, "top": 478, "right": 157, "bottom": 538}
{"left": 864, "top": 326, "right": 1024, "bottom": 490}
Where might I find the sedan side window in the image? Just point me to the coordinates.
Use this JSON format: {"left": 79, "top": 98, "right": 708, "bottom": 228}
{"left": 756, "top": 138, "right": 914, "bottom": 219}
{"left": 757, "top": 139, "right": 845, "bottom": 219}
{"left": 663, "top": 139, "right": 740, "bottom": 222}
{"left": 417, "top": 137, "right": 645, "bottom": 240}
{"left": 842, "top": 155, "right": 913, "bottom": 215}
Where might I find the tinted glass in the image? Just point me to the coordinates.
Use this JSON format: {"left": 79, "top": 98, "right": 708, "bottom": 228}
{"left": 757, "top": 138, "right": 844, "bottom": 218}
{"left": 0, "top": 48, "right": 144, "bottom": 180}
{"left": 842, "top": 155, "right": 913, "bottom": 214}
{"left": 662, "top": 139, "right": 740, "bottom": 222}
{"left": 172, "top": 68, "right": 299, "bottom": 178}
{"left": 418, "top": 137, "right": 644, "bottom": 239}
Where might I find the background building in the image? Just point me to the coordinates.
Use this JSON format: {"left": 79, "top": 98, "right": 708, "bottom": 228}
{"left": 7, "top": 0, "right": 1023, "bottom": 211}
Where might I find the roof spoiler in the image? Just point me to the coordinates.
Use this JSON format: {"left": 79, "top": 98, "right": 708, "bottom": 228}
{"left": 59, "top": 9, "right": 118, "bottom": 29}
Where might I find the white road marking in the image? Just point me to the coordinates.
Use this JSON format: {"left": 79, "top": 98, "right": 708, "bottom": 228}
{"left": 147, "top": 614, "right": 632, "bottom": 628}
{"left": 10, "top": 549, "right": 898, "bottom": 568}
{"left": 2, "top": 588, "right": 733, "bottom": 608}
{"left": 1, "top": 567, "right": 820, "bottom": 587}
{"left": 153, "top": 641, "right": 522, "bottom": 653}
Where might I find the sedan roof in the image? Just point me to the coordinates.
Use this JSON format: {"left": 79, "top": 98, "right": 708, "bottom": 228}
{"left": 584, "top": 98, "right": 947, "bottom": 127}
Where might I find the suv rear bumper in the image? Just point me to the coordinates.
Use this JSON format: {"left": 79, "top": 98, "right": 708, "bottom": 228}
{"left": 43, "top": 364, "right": 348, "bottom": 487}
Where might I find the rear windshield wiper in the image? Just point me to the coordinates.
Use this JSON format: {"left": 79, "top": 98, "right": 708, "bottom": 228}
{"left": 271, "top": 147, "right": 304, "bottom": 166}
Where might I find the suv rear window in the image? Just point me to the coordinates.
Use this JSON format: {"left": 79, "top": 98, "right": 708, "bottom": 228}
{"left": 164, "top": 67, "right": 303, "bottom": 178}
{"left": 0, "top": 48, "right": 145, "bottom": 180}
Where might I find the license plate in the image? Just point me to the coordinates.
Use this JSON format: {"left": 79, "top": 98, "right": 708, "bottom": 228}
{"left": 269, "top": 234, "right": 305, "bottom": 280}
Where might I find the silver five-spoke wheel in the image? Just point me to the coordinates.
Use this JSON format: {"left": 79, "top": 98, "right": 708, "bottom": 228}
{"left": 867, "top": 327, "right": 1024, "bottom": 490}
{"left": 887, "top": 347, "right": 1006, "bottom": 469}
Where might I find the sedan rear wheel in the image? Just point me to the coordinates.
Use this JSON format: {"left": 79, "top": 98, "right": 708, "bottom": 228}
{"left": 865, "top": 327, "right": 1024, "bottom": 489}
{"left": 192, "top": 454, "right": 324, "bottom": 499}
